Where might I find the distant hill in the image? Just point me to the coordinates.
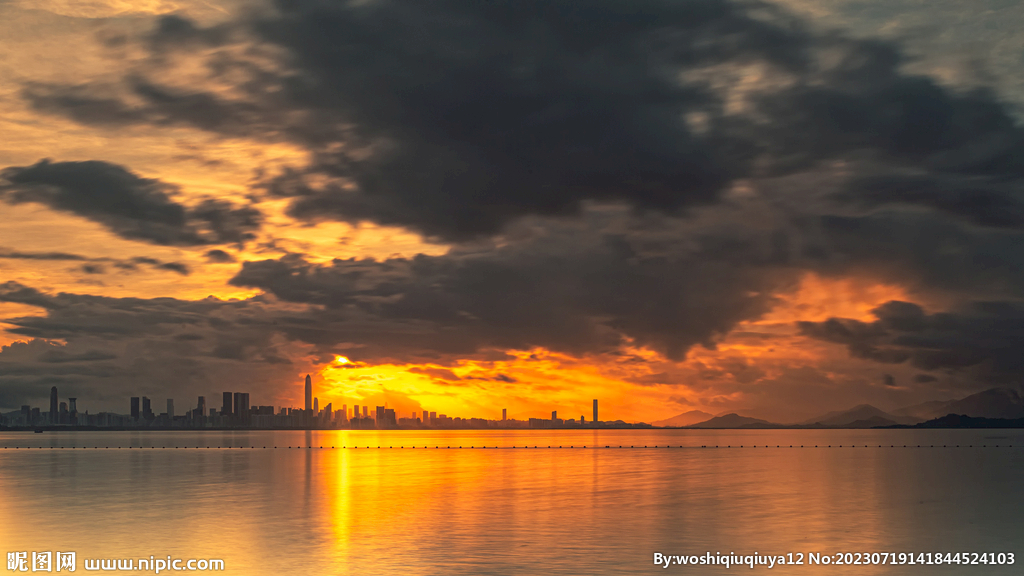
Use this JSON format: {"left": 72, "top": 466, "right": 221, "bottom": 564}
{"left": 652, "top": 410, "right": 714, "bottom": 427}
{"left": 942, "top": 388, "right": 1024, "bottom": 419}
{"left": 801, "top": 404, "right": 920, "bottom": 427}
{"left": 884, "top": 413, "right": 1024, "bottom": 429}
{"left": 843, "top": 415, "right": 899, "bottom": 428}
{"left": 687, "top": 413, "right": 774, "bottom": 428}
{"left": 892, "top": 388, "right": 1024, "bottom": 421}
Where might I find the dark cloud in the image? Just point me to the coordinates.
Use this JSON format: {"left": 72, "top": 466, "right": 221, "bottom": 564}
{"left": 407, "top": 367, "right": 461, "bottom": 382}
{"left": 228, "top": 211, "right": 789, "bottom": 361}
{"left": 0, "top": 249, "right": 89, "bottom": 261}
{"left": 156, "top": 262, "right": 191, "bottom": 275}
{"left": 205, "top": 249, "right": 236, "bottom": 263}
{"left": 0, "top": 159, "right": 261, "bottom": 246}
{"left": 800, "top": 300, "right": 1024, "bottom": 383}
{"left": 0, "top": 283, "right": 304, "bottom": 411}
{"left": 20, "top": 0, "right": 1024, "bottom": 244}
{"left": 0, "top": 247, "right": 194, "bottom": 277}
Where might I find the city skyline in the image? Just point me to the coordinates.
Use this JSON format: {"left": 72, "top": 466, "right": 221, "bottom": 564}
{"left": 1, "top": 378, "right": 616, "bottom": 430}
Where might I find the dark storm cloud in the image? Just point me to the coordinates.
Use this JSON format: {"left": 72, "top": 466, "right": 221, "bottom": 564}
{"left": 840, "top": 173, "right": 1024, "bottom": 230}
{"left": 0, "top": 159, "right": 261, "bottom": 246}
{"left": 799, "top": 300, "right": 1024, "bottom": 382}
{"left": 20, "top": 0, "right": 802, "bottom": 239}
{"left": 228, "top": 211, "right": 790, "bottom": 361}
{"left": 20, "top": 0, "right": 1024, "bottom": 243}
{"left": 0, "top": 284, "right": 302, "bottom": 411}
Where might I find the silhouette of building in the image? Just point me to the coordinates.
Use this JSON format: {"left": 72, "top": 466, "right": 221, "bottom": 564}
{"left": 68, "top": 398, "right": 77, "bottom": 425}
{"left": 313, "top": 397, "right": 318, "bottom": 414}
{"left": 222, "top": 392, "right": 232, "bottom": 416}
{"left": 197, "top": 396, "right": 206, "bottom": 421}
{"left": 551, "top": 410, "right": 557, "bottom": 420}
{"left": 502, "top": 408, "right": 507, "bottom": 421}
{"left": 130, "top": 397, "right": 140, "bottom": 421}
{"left": 304, "top": 375, "right": 312, "bottom": 413}
{"left": 166, "top": 399, "right": 174, "bottom": 420}
{"left": 375, "top": 406, "right": 397, "bottom": 428}
{"left": 593, "top": 399, "right": 598, "bottom": 423}
{"left": 239, "top": 393, "right": 249, "bottom": 424}
{"left": 49, "top": 386, "right": 58, "bottom": 425}
{"left": 142, "top": 397, "right": 154, "bottom": 421}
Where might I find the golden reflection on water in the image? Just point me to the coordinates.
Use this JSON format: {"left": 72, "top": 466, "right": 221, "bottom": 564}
{"left": 0, "top": 430, "right": 1022, "bottom": 575}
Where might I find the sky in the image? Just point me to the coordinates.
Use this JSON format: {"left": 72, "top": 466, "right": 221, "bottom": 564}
{"left": 1, "top": 0, "right": 1023, "bottom": 423}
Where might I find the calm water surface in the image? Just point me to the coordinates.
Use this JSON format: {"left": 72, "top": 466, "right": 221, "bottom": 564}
{"left": 1, "top": 429, "right": 1021, "bottom": 575}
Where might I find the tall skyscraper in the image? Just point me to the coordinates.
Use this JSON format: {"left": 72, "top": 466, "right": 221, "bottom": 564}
{"left": 551, "top": 410, "right": 557, "bottom": 420}
{"left": 68, "top": 398, "right": 77, "bottom": 424}
{"left": 142, "top": 397, "right": 153, "bottom": 420}
{"left": 362, "top": 406, "right": 368, "bottom": 418}
{"left": 593, "top": 399, "right": 598, "bottom": 424}
{"left": 222, "top": 392, "right": 233, "bottom": 416}
{"left": 238, "top": 393, "right": 250, "bottom": 424}
{"left": 313, "top": 397, "right": 319, "bottom": 414}
{"left": 49, "top": 386, "right": 58, "bottom": 425}
{"left": 166, "top": 399, "right": 174, "bottom": 419}
{"left": 422, "top": 410, "right": 428, "bottom": 423}
{"left": 130, "top": 397, "right": 140, "bottom": 421}
{"left": 502, "top": 408, "right": 507, "bottom": 421}
{"left": 197, "top": 396, "right": 206, "bottom": 418}
{"left": 233, "top": 392, "right": 242, "bottom": 418}
{"left": 304, "top": 374, "right": 312, "bottom": 413}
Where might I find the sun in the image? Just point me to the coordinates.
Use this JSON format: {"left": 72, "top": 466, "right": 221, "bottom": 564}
{"left": 335, "top": 356, "right": 351, "bottom": 364}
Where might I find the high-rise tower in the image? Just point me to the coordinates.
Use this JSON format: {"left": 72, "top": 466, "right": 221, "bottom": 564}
{"left": 304, "top": 374, "right": 312, "bottom": 412}
{"left": 593, "top": 399, "right": 598, "bottom": 424}
{"left": 49, "top": 386, "right": 58, "bottom": 425}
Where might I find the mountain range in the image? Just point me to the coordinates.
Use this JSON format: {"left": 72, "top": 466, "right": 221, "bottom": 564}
{"left": 654, "top": 387, "right": 1024, "bottom": 428}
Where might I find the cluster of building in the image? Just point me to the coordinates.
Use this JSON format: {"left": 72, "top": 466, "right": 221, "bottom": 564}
{"left": 1, "top": 377, "right": 646, "bottom": 430}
